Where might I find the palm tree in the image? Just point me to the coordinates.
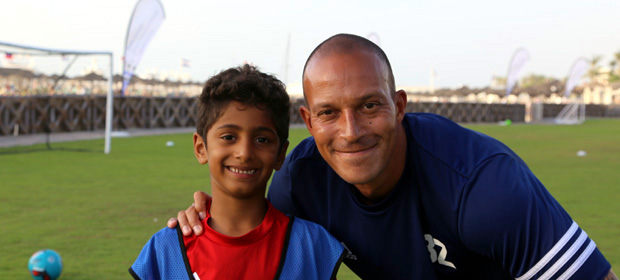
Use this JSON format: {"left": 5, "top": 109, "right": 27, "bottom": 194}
{"left": 608, "top": 50, "right": 620, "bottom": 82}
{"left": 614, "top": 50, "right": 620, "bottom": 75}
{"left": 587, "top": 55, "right": 602, "bottom": 83}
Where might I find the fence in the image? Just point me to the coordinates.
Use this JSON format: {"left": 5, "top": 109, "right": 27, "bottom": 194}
{"left": 4, "top": 95, "right": 595, "bottom": 136}
{"left": 542, "top": 103, "right": 620, "bottom": 118}
{"left": 0, "top": 96, "right": 196, "bottom": 135}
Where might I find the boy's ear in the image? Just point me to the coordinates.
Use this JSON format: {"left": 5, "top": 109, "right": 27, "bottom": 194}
{"left": 193, "top": 132, "right": 208, "bottom": 165}
{"left": 273, "top": 140, "right": 289, "bottom": 171}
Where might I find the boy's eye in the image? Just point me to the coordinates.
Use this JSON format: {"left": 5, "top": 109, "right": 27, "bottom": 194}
{"left": 256, "top": 137, "right": 270, "bottom": 143}
{"left": 221, "top": 135, "right": 235, "bottom": 141}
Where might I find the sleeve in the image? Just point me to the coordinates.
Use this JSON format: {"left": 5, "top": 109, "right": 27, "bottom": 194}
{"left": 267, "top": 152, "right": 300, "bottom": 216}
{"left": 129, "top": 227, "right": 193, "bottom": 280}
{"left": 458, "top": 155, "right": 611, "bottom": 280}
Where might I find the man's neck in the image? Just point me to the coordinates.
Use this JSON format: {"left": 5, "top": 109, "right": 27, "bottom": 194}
{"left": 353, "top": 124, "right": 407, "bottom": 205}
{"left": 208, "top": 194, "right": 267, "bottom": 237}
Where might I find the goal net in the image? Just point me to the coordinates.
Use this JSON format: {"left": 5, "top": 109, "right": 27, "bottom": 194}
{"left": 0, "top": 41, "right": 115, "bottom": 153}
{"left": 555, "top": 98, "right": 586, "bottom": 125}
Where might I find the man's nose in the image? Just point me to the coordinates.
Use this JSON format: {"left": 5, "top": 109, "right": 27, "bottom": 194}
{"left": 339, "top": 110, "right": 363, "bottom": 142}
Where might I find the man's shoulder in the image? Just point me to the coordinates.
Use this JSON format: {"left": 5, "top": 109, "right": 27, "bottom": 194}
{"left": 287, "top": 136, "right": 322, "bottom": 161}
{"left": 403, "top": 113, "right": 517, "bottom": 177}
{"left": 283, "top": 136, "right": 331, "bottom": 172}
{"left": 403, "top": 113, "right": 485, "bottom": 145}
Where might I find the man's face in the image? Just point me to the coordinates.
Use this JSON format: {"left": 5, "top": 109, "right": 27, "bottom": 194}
{"left": 301, "top": 50, "right": 406, "bottom": 190}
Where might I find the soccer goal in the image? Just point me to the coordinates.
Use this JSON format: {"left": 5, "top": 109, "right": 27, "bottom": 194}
{"left": 555, "top": 98, "right": 586, "bottom": 125}
{"left": 0, "top": 41, "right": 115, "bottom": 154}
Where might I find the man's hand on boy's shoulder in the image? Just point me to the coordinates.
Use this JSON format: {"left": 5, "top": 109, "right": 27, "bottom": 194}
{"left": 167, "top": 191, "right": 211, "bottom": 236}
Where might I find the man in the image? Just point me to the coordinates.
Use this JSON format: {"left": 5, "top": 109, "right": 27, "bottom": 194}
{"left": 171, "top": 34, "right": 616, "bottom": 279}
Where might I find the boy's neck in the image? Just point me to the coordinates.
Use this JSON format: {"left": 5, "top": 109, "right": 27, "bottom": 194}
{"left": 208, "top": 195, "right": 268, "bottom": 237}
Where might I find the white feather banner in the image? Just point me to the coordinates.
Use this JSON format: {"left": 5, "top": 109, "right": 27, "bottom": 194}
{"left": 505, "top": 48, "right": 530, "bottom": 96}
{"left": 564, "top": 58, "right": 588, "bottom": 97}
{"left": 122, "top": 0, "right": 165, "bottom": 95}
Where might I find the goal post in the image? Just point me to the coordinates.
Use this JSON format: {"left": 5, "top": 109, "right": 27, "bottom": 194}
{"left": 555, "top": 98, "right": 586, "bottom": 125}
{"left": 0, "top": 41, "right": 114, "bottom": 154}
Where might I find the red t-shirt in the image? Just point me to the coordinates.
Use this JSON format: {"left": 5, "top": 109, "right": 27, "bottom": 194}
{"left": 183, "top": 200, "right": 290, "bottom": 279}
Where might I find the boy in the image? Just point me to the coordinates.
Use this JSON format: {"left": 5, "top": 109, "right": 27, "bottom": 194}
{"left": 129, "top": 65, "right": 345, "bottom": 280}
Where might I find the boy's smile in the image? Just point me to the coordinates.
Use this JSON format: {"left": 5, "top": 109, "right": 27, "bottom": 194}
{"left": 193, "top": 101, "right": 287, "bottom": 200}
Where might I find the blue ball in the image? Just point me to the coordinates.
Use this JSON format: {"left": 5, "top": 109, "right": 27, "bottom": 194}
{"left": 28, "top": 249, "right": 63, "bottom": 280}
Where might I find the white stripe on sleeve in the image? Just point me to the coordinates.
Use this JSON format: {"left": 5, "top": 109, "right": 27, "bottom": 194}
{"left": 516, "top": 221, "right": 579, "bottom": 280}
{"left": 556, "top": 240, "right": 596, "bottom": 280}
{"left": 537, "top": 230, "right": 588, "bottom": 280}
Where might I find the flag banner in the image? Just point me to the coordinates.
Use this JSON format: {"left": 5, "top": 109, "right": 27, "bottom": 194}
{"left": 564, "top": 58, "right": 588, "bottom": 97}
{"left": 5, "top": 53, "right": 13, "bottom": 59}
{"left": 181, "top": 58, "right": 191, "bottom": 68}
{"left": 505, "top": 48, "right": 530, "bottom": 96}
{"left": 122, "top": 0, "right": 165, "bottom": 95}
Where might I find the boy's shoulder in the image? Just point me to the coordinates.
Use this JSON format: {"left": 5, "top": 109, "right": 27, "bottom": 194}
{"left": 279, "top": 216, "right": 345, "bottom": 280}
{"left": 288, "top": 216, "right": 345, "bottom": 257}
{"left": 129, "top": 226, "right": 192, "bottom": 280}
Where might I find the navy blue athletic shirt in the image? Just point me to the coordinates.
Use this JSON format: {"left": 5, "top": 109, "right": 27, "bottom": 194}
{"left": 267, "top": 113, "right": 611, "bottom": 279}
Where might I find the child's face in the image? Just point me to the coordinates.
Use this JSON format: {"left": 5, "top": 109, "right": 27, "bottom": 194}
{"left": 193, "top": 101, "right": 288, "bottom": 200}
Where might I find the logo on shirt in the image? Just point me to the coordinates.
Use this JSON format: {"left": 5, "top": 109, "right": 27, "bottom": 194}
{"left": 424, "top": 234, "right": 456, "bottom": 269}
{"left": 341, "top": 242, "right": 358, "bottom": 261}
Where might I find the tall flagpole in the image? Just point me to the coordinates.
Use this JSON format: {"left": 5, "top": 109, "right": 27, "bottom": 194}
{"left": 283, "top": 33, "right": 291, "bottom": 84}
{"left": 104, "top": 54, "right": 114, "bottom": 154}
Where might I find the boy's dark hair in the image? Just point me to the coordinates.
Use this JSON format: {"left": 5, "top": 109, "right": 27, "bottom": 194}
{"left": 196, "top": 64, "right": 290, "bottom": 150}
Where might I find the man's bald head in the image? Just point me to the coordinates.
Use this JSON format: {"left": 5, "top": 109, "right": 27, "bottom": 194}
{"left": 302, "top": 33, "right": 396, "bottom": 99}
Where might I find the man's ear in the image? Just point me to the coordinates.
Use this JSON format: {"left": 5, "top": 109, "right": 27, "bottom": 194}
{"left": 300, "top": 106, "right": 313, "bottom": 133}
{"left": 193, "top": 132, "right": 208, "bottom": 165}
{"left": 394, "top": 89, "right": 407, "bottom": 122}
{"left": 274, "top": 140, "right": 289, "bottom": 171}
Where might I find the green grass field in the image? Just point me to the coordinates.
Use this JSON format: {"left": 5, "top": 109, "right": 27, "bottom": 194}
{"left": 1, "top": 118, "right": 618, "bottom": 279}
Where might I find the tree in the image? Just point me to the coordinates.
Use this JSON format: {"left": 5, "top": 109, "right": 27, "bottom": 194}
{"left": 609, "top": 50, "right": 620, "bottom": 83}
{"left": 587, "top": 55, "right": 602, "bottom": 83}
{"left": 490, "top": 76, "right": 506, "bottom": 89}
{"left": 520, "top": 73, "right": 552, "bottom": 88}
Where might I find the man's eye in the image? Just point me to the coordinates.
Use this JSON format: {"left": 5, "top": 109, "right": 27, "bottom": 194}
{"left": 318, "top": 109, "right": 333, "bottom": 116}
{"left": 364, "top": 103, "right": 377, "bottom": 109}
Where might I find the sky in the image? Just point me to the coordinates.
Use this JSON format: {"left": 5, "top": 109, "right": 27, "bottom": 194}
{"left": 1, "top": 0, "right": 620, "bottom": 89}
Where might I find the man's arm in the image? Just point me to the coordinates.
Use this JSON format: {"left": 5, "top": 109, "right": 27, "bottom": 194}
{"left": 604, "top": 269, "right": 618, "bottom": 280}
{"left": 460, "top": 154, "right": 613, "bottom": 279}
{"left": 167, "top": 191, "right": 210, "bottom": 236}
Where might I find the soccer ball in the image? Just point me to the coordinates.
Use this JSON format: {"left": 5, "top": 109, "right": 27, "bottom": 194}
{"left": 28, "top": 249, "right": 63, "bottom": 280}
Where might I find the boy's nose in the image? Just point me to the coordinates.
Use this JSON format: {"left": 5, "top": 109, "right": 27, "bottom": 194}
{"left": 235, "top": 139, "right": 254, "bottom": 161}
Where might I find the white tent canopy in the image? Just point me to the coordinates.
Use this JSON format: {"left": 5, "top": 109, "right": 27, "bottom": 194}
{"left": 0, "top": 41, "right": 114, "bottom": 154}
